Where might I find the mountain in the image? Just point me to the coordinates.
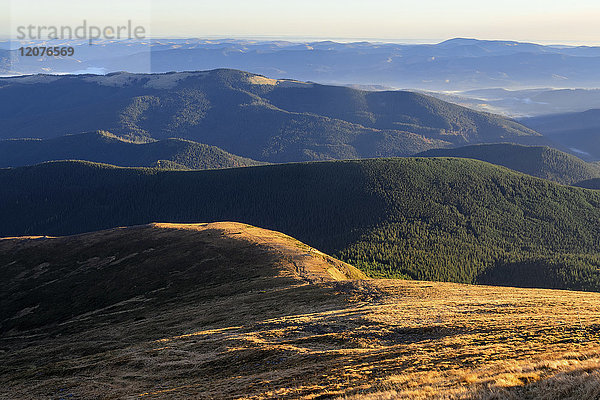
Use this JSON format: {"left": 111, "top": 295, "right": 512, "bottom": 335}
{"left": 2, "top": 158, "right": 600, "bottom": 292}
{"left": 0, "top": 69, "right": 542, "bottom": 163}
{"left": 0, "top": 131, "right": 264, "bottom": 169}
{"left": 3, "top": 38, "right": 600, "bottom": 90}
{"left": 415, "top": 143, "right": 600, "bottom": 185}
{"left": 521, "top": 109, "right": 600, "bottom": 161}
{"left": 3, "top": 223, "right": 599, "bottom": 399}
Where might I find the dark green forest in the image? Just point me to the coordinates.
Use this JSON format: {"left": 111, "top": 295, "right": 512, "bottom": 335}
{"left": 416, "top": 143, "right": 600, "bottom": 185}
{"left": 2, "top": 158, "right": 600, "bottom": 292}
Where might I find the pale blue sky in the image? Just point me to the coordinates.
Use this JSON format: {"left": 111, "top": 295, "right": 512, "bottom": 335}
{"left": 3, "top": 0, "right": 600, "bottom": 44}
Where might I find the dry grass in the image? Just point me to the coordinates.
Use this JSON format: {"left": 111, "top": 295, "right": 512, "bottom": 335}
{"left": 247, "top": 76, "right": 280, "bottom": 85}
{"left": 1, "top": 223, "right": 599, "bottom": 399}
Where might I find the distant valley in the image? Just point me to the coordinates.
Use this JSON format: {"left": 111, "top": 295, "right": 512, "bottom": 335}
{"left": 521, "top": 109, "right": 600, "bottom": 161}
{"left": 426, "top": 88, "right": 600, "bottom": 118}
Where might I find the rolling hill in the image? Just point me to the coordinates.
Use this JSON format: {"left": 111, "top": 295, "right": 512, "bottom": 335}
{"left": 2, "top": 158, "right": 600, "bottom": 292}
{"left": 416, "top": 143, "right": 600, "bottom": 185}
{"left": 521, "top": 109, "right": 600, "bottom": 161}
{"left": 0, "top": 131, "right": 264, "bottom": 169}
{"left": 0, "top": 69, "right": 542, "bottom": 162}
{"left": 2, "top": 223, "right": 600, "bottom": 399}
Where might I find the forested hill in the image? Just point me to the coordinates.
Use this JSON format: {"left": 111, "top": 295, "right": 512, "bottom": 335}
{"left": 2, "top": 158, "right": 600, "bottom": 292}
{"left": 416, "top": 143, "right": 600, "bottom": 185}
{"left": 0, "top": 69, "right": 541, "bottom": 162}
{"left": 0, "top": 131, "right": 264, "bottom": 169}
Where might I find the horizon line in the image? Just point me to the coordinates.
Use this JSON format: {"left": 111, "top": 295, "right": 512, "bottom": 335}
{"left": 1, "top": 36, "right": 600, "bottom": 47}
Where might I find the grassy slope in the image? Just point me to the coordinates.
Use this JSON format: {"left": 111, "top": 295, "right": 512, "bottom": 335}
{"left": 0, "top": 222, "right": 364, "bottom": 334}
{"left": 0, "top": 131, "right": 264, "bottom": 169}
{"left": 0, "top": 69, "right": 541, "bottom": 162}
{"left": 2, "top": 158, "right": 600, "bottom": 291}
{"left": 416, "top": 143, "right": 600, "bottom": 185}
{"left": 1, "top": 224, "right": 599, "bottom": 399}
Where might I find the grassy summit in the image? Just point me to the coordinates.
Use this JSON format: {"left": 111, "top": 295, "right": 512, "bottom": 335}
{"left": 0, "top": 222, "right": 364, "bottom": 334}
{"left": 1, "top": 223, "right": 599, "bottom": 399}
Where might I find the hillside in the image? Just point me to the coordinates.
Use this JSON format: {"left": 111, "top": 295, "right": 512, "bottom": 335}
{"left": 521, "top": 109, "right": 600, "bottom": 161}
{"left": 416, "top": 143, "right": 600, "bottom": 185}
{"left": 0, "top": 69, "right": 542, "bottom": 162}
{"left": 1, "top": 223, "right": 599, "bottom": 399}
{"left": 2, "top": 158, "right": 600, "bottom": 292}
{"left": 0, "top": 131, "right": 264, "bottom": 169}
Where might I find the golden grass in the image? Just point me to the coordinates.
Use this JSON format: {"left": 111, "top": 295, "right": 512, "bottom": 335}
{"left": 150, "top": 222, "right": 367, "bottom": 281}
{"left": 131, "top": 280, "right": 600, "bottom": 399}
{"left": 1, "top": 223, "right": 599, "bottom": 399}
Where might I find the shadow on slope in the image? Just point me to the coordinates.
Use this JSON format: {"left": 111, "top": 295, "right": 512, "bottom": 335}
{"left": 0, "top": 222, "right": 364, "bottom": 334}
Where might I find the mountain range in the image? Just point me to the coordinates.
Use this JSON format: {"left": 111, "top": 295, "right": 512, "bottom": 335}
{"left": 3, "top": 38, "right": 600, "bottom": 90}
{"left": 0, "top": 69, "right": 542, "bottom": 162}
{"left": 3, "top": 128, "right": 597, "bottom": 187}
{"left": 4, "top": 39, "right": 600, "bottom": 399}
{"left": 5, "top": 34, "right": 600, "bottom": 400}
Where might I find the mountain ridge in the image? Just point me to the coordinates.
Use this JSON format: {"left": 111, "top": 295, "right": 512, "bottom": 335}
{"left": 415, "top": 143, "right": 600, "bottom": 185}
{"left": 0, "top": 69, "right": 542, "bottom": 162}
{"left": 0, "top": 130, "right": 265, "bottom": 169}
{"left": 0, "top": 221, "right": 364, "bottom": 334}
{"left": 4, "top": 38, "right": 600, "bottom": 89}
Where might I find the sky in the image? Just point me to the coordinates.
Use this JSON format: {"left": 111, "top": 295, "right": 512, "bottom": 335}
{"left": 2, "top": 0, "right": 600, "bottom": 45}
